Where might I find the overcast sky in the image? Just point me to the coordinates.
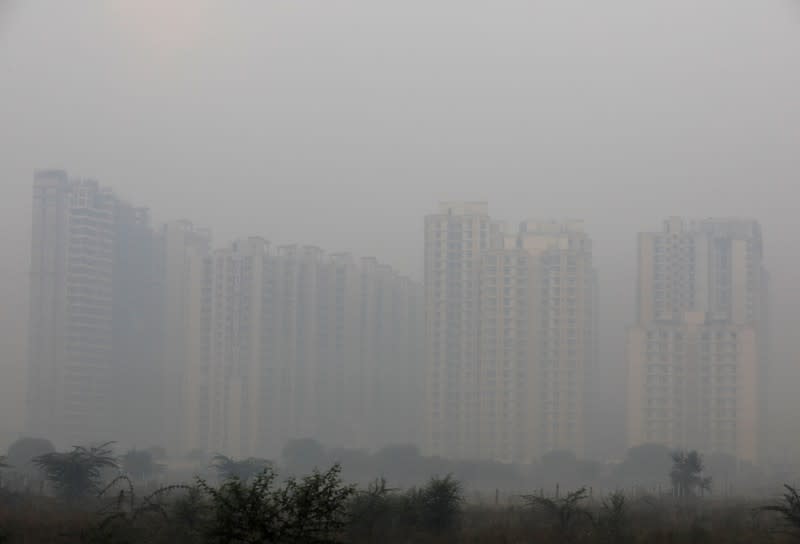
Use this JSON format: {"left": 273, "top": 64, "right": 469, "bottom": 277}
{"left": 1, "top": 0, "right": 799, "bottom": 457}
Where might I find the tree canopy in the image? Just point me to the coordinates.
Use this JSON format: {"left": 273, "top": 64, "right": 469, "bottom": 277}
{"left": 34, "top": 442, "right": 118, "bottom": 500}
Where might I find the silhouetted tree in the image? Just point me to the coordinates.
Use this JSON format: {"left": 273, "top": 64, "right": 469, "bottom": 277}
{"left": 670, "top": 450, "right": 711, "bottom": 498}
{"left": 199, "top": 464, "right": 355, "bottom": 544}
{"left": 523, "top": 487, "right": 591, "bottom": 543}
{"left": 211, "top": 454, "right": 271, "bottom": 483}
{"left": 762, "top": 484, "right": 800, "bottom": 537}
{"left": 122, "top": 448, "right": 165, "bottom": 481}
{"left": 347, "top": 478, "right": 397, "bottom": 543}
{"left": 168, "top": 486, "right": 211, "bottom": 542}
{"left": 34, "top": 442, "right": 118, "bottom": 500}
{"left": 417, "top": 474, "right": 463, "bottom": 534}
{"left": 595, "top": 491, "right": 631, "bottom": 544}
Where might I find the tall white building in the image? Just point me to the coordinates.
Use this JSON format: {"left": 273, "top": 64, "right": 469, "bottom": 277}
{"left": 627, "top": 218, "right": 768, "bottom": 463}
{"left": 28, "top": 171, "right": 424, "bottom": 457}
{"left": 160, "top": 220, "right": 212, "bottom": 456}
{"left": 199, "top": 241, "right": 424, "bottom": 459}
{"left": 425, "top": 203, "right": 596, "bottom": 462}
{"left": 425, "top": 202, "right": 495, "bottom": 459}
{"left": 28, "top": 171, "right": 160, "bottom": 447}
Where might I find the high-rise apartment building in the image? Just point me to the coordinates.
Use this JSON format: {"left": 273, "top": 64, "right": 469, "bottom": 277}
{"left": 160, "top": 220, "right": 212, "bottom": 456}
{"left": 425, "top": 202, "right": 495, "bottom": 459}
{"left": 425, "top": 203, "right": 596, "bottom": 462}
{"left": 28, "top": 171, "right": 424, "bottom": 457}
{"left": 627, "top": 217, "right": 767, "bottom": 463}
{"left": 28, "top": 171, "right": 160, "bottom": 447}
{"left": 476, "top": 220, "right": 595, "bottom": 462}
{"left": 200, "top": 241, "right": 424, "bottom": 459}
{"left": 111, "top": 203, "right": 163, "bottom": 446}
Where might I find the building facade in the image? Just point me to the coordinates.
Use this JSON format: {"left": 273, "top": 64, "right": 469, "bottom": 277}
{"left": 200, "top": 241, "right": 425, "bottom": 459}
{"left": 159, "top": 220, "right": 212, "bottom": 456}
{"left": 28, "top": 171, "right": 160, "bottom": 447}
{"left": 626, "top": 217, "right": 768, "bottom": 463}
{"left": 27, "top": 171, "right": 425, "bottom": 457}
{"left": 425, "top": 202, "right": 495, "bottom": 459}
{"left": 425, "top": 203, "right": 596, "bottom": 462}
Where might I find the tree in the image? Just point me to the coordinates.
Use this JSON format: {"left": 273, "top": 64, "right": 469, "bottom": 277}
{"left": 670, "top": 450, "right": 711, "bottom": 498}
{"left": 199, "top": 464, "right": 355, "bottom": 544}
{"left": 347, "top": 478, "right": 397, "bottom": 543}
{"left": 595, "top": 491, "right": 631, "bottom": 544}
{"left": 122, "top": 448, "right": 165, "bottom": 481}
{"left": 34, "top": 442, "right": 118, "bottom": 500}
{"left": 211, "top": 454, "right": 272, "bottom": 483}
{"left": 762, "top": 484, "right": 800, "bottom": 537}
{"left": 523, "top": 487, "right": 592, "bottom": 543}
{"left": 6, "top": 437, "right": 55, "bottom": 475}
{"left": 417, "top": 474, "right": 463, "bottom": 534}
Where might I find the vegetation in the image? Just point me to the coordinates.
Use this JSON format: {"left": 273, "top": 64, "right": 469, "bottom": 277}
{"left": 210, "top": 454, "right": 271, "bottom": 483}
{"left": 523, "top": 487, "right": 592, "bottom": 542}
{"left": 594, "top": 491, "right": 630, "bottom": 544}
{"left": 6, "top": 437, "right": 54, "bottom": 477}
{"left": 198, "top": 463, "right": 354, "bottom": 544}
{"left": 33, "top": 442, "right": 118, "bottom": 501}
{"left": 2, "top": 442, "right": 800, "bottom": 543}
{"left": 763, "top": 484, "right": 800, "bottom": 538}
{"left": 670, "top": 450, "right": 712, "bottom": 498}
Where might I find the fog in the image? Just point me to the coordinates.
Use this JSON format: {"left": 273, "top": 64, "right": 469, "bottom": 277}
{"left": 1, "top": 0, "right": 799, "bottom": 469}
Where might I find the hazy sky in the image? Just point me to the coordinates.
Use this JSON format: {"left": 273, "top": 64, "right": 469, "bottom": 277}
{"left": 1, "top": 1, "right": 799, "bottom": 457}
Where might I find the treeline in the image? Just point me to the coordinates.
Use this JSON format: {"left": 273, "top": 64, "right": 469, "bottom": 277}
{"left": 0, "top": 436, "right": 777, "bottom": 499}
{"left": 2, "top": 440, "right": 800, "bottom": 543}
{"left": 281, "top": 439, "right": 769, "bottom": 497}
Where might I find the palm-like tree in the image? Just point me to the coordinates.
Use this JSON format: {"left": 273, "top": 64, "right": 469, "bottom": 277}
{"left": 211, "top": 454, "right": 271, "bottom": 482}
{"left": 34, "top": 442, "right": 118, "bottom": 500}
{"left": 670, "top": 450, "right": 712, "bottom": 498}
{"left": 762, "top": 484, "right": 800, "bottom": 535}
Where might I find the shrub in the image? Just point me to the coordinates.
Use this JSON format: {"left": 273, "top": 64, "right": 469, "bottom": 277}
{"left": 199, "top": 463, "right": 355, "bottom": 544}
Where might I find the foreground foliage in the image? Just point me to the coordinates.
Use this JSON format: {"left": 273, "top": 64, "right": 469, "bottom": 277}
{"left": 1, "top": 446, "right": 799, "bottom": 544}
{"left": 210, "top": 454, "right": 272, "bottom": 483}
{"left": 198, "top": 464, "right": 354, "bottom": 544}
{"left": 763, "top": 484, "right": 800, "bottom": 538}
{"left": 33, "top": 443, "right": 118, "bottom": 501}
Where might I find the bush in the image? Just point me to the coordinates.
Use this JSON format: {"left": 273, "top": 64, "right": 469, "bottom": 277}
{"left": 199, "top": 463, "right": 355, "bottom": 544}
{"left": 34, "top": 442, "right": 118, "bottom": 501}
